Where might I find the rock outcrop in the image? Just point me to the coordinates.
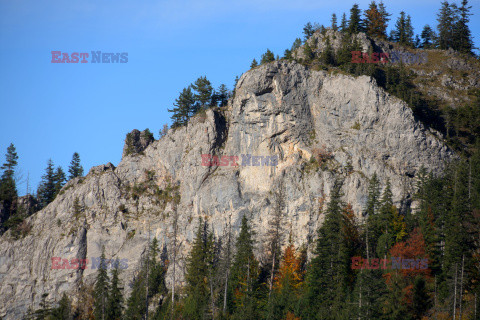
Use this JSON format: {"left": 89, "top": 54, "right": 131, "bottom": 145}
{"left": 0, "top": 59, "right": 455, "bottom": 319}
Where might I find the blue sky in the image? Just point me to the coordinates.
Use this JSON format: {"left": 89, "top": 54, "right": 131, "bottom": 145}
{"left": 1, "top": 0, "right": 479, "bottom": 195}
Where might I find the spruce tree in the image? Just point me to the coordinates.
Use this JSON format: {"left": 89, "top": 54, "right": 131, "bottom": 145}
{"left": 260, "top": 49, "right": 275, "bottom": 65}
{"left": 93, "top": 247, "right": 110, "bottom": 320}
{"left": 291, "top": 38, "right": 302, "bottom": 51}
{"left": 340, "top": 13, "right": 348, "bottom": 32}
{"left": 192, "top": 76, "right": 213, "bottom": 110}
{"left": 107, "top": 261, "right": 124, "bottom": 320}
{"left": 183, "top": 219, "right": 214, "bottom": 319}
{"left": 37, "top": 159, "right": 56, "bottom": 209}
{"left": 168, "top": 86, "right": 195, "bottom": 128}
{"left": 392, "top": 11, "right": 414, "bottom": 46}
{"left": 250, "top": 58, "right": 258, "bottom": 68}
{"left": 365, "top": 173, "right": 381, "bottom": 259}
{"left": 365, "top": 1, "right": 388, "bottom": 38}
{"left": 303, "top": 22, "right": 314, "bottom": 41}
{"left": 331, "top": 13, "right": 338, "bottom": 31}
{"left": 68, "top": 152, "right": 83, "bottom": 180}
{"left": 420, "top": 25, "right": 435, "bottom": 48}
{"left": 305, "top": 179, "right": 350, "bottom": 319}
{"left": 0, "top": 143, "right": 18, "bottom": 223}
{"left": 228, "top": 215, "right": 259, "bottom": 318}
{"left": 347, "top": 4, "right": 364, "bottom": 34}
{"left": 54, "top": 166, "right": 66, "bottom": 196}
{"left": 51, "top": 293, "right": 72, "bottom": 320}
{"left": 378, "top": 1, "right": 391, "bottom": 27}
{"left": 454, "top": 0, "right": 473, "bottom": 54}
{"left": 303, "top": 42, "right": 314, "bottom": 63}
{"left": 437, "top": 1, "right": 456, "bottom": 50}
{"left": 217, "top": 84, "right": 229, "bottom": 107}
{"left": 320, "top": 36, "right": 335, "bottom": 66}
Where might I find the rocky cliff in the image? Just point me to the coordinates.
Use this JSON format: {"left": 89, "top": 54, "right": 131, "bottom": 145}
{"left": 0, "top": 59, "right": 455, "bottom": 319}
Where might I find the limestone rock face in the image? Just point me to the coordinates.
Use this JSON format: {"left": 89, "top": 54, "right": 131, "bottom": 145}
{"left": 0, "top": 60, "right": 454, "bottom": 319}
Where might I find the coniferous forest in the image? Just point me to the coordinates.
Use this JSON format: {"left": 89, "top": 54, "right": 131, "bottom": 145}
{"left": 1, "top": 1, "right": 480, "bottom": 319}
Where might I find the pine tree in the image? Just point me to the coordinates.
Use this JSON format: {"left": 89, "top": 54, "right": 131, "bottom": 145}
{"left": 183, "top": 218, "right": 214, "bottom": 319}
{"left": 37, "top": 159, "right": 56, "bottom": 209}
{"left": 305, "top": 179, "right": 350, "bottom": 319}
{"left": 192, "top": 76, "right": 213, "bottom": 110}
{"left": 420, "top": 25, "right": 435, "bottom": 48}
{"left": 348, "top": 4, "right": 364, "bottom": 34}
{"left": 378, "top": 1, "right": 391, "bottom": 27}
{"left": 454, "top": 0, "right": 473, "bottom": 54}
{"left": 266, "top": 182, "right": 285, "bottom": 299}
{"left": 125, "top": 266, "right": 147, "bottom": 320}
{"left": 291, "top": 38, "right": 302, "bottom": 52}
{"left": 228, "top": 215, "right": 259, "bottom": 318}
{"left": 68, "top": 152, "right": 83, "bottom": 180}
{"left": 250, "top": 58, "right": 258, "bottom": 68}
{"left": 168, "top": 86, "right": 195, "bottom": 128}
{"left": 331, "top": 13, "right": 338, "bottom": 31}
{"left": 51, "top": 293, "right": 71, "bottom": 320}
{"left": 437, "top": 1, "right": 456, "bottom": 50}
{"left": 0, "top": 143, "right": 18, "bottom": 223}
{"left": 365, "top": 173, "right": 381, "bottom": 259}
{"left": 260, "top": 49, "right": 275, "bottom": 65}
{"left": 93, "top": 247, "right": 110, "bottom": 320}
{"left": 268, "top": 242, "right": 303, "bottom": 320}
{"left": 392, "top": 12, "right": 414, "bottom": 46}
{"left": 216, "top": 84, "right": 229, "bottom": 107}
{"left": 365, "top": 1, "right": 388, "bottom": 38}
{"left": 340, "top": 13, "right": 348, "bottom": 32}
{"left": 320, "top": 36, "right": 335, "bottom": 66}
{"left": 54, "top": 166, "right": 66, "bottom": 196}
{"left": 303, "top": 22, "right": 314, "bottom": 41}
{"left": 303, "top": 42, "right": 314, "bottom": 63}
{"left": 412, "top": 276, "right": 431, "bottom": 319}
{"left": 107, "top": 261, "right": 124, "bottom": 320}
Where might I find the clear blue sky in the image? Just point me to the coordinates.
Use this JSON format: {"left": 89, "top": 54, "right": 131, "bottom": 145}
{"left": 1, "top": 0, "right": 479, "bottom": 195}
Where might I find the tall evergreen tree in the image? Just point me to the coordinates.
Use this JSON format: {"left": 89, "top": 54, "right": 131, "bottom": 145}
{"left": 260, "top": 49, "right": 275, "bottom": 65}
{"left": 54, "top": 166, "right": 66, "bottom": 196}
{"left": 305, "top": 179, "right": 353, "bottom": 319}
{"left": 228, "top": 215, "right": 259, "bottom": 319}
{"left": 93, "top": 247, "right": 110, "bottom": 320}
{"left": 168, "top": 86, "right": 195, "bottom": 128}
{"left": 107, "top": 261, "right": 124, "bottom": 320}
{"left": 0, "top": 143, "right": 18, "bottom": 223}
{"left": 68, "top": 152, "right": 83, "bottom": 180}
{"left": 378, "top": 1, "right": 391, "bottom": 27}
{"left": 437, "top": 1, "right": 456, "bottom": 50}
{"left": 340, "top": 13, "right": 348, "bottom": 32}
{"left": 392, "top": 11, "right": 414, "bottom": 46}
{"left": 51, "top": 293, "right": 72, "bottom": 320}
{"left": 454, "top": 0, "right": 473, "bottom": 54}
{"left": 250, "top": 58, "right": 258, "bottom": 68}
{"left": 37, "top": 159, "right": 56, "bottom": 209}
{"left": 303, "top": 22, "right": 314, "bottom": 41}
{"left": 347, "top": 4, "right": 364, "bottom": 34}
{"left": 192, "top": 76, "right": 213, "bottom": 110}
{"left": 331, "top": 13, "right": 338, "bottom": 31}
{"left": 320, "top": 36, "right": 335, "bottom": 66}
{"left": 420, "top": 24, "right": 435, "bottom": 48}
{"left": 183, "top": 219, "right": 214, "bottom": 319}
{"left": 365, "top": 1, "right": 388, "bottom": 38}
{"left": 216, "top": 84, "right": 229, "bottom": 107}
